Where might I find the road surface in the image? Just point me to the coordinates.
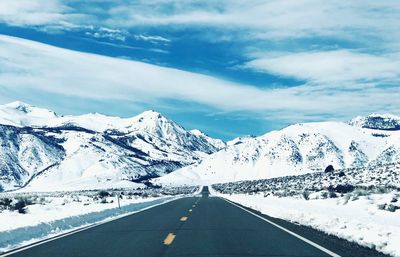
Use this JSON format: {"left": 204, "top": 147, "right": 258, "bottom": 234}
{"left": 2, "top": 187, "right": 389, "bottom": 257}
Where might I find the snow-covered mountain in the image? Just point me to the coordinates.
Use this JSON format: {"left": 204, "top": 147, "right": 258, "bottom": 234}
{"left": 349, "top": 113, "right": 400, "bottom": 131}
{"left": 155, "top": 114, "right": 400, "bottom": 185}
{"left": 3, "top": 103, "right": 398, "bottom": 190}
{"left": 0, "top": 101, "right": 58, "bottom": 127}
{"left": 0, "top": 102, "right": 225, "bottom": 192}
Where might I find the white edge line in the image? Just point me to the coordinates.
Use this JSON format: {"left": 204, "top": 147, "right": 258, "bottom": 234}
{"left": 0, "top": 196, "right": 182, "bottom": 257}
{"left": 221, "top": 197, "right": 341, "bottom": 257}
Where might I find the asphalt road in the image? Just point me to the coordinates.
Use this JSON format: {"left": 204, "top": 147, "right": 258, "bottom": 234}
{"left": 2, "top": 187, "right": 389, "bottom": 257}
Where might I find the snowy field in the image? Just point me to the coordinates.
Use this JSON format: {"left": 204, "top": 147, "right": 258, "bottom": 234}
{"left": 212, "top": 163, "right": 400, "bottom": 256}
{"left": 0, "top": 186, "right": 199, "bottom": 253}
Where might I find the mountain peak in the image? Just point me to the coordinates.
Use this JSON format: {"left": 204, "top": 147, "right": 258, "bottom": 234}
{"left": 3, "top": 101, "right": 57, "bottom": 117}
{"left": 190, "top": 129, "right": 206, "bottom": 137}
{"left": 349, "top": 113, "right": 400, "bottom": 131}
{"left": 128, "top": 110, "right": 186, "bottom": 138}
{"left": 4, "top": 101, "right": 34, "bottom": 112}
{"left": 227, "top": 135, "right": 256, "bottom": 146}
{"left": 0, "top": 101, "right": 58, "bottom": 127}
{"left": 138, "top": 110, "right": 163, "bottom": 119}
{"left": 367, "top": 113, "right": 400, "bottom": 119}
{"left": 131, "top": 110, "right": 171, "bottom": 126}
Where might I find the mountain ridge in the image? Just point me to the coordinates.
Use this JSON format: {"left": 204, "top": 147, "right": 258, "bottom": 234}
{"left": 0, "top": 101, "right": 225, "bottom": 192}
{"left": 155, "top": 115, "right": 400, "bottom": 185}
{"left": 1, "top": 102, "right": 399, "bottom": 190}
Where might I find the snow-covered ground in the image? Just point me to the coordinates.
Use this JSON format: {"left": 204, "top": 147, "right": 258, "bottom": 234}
{"left": 212, "top": 162, "right": 400, "bottom": 196}
{"left": 0, "top": 187, "right": 198, "bottom": 253}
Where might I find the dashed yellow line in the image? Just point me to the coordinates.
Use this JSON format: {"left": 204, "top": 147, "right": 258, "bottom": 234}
{"left": 163, "top": 233, "right": 176, "bottom": 245}
{"left": 180, "top": 216, "right": 188, "bottom": 221}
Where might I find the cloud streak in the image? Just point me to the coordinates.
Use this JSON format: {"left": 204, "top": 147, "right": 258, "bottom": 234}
{"left": 85, "top": 27, "right": 128, "bottom": 42}
{"left": 134, "top": 34, "right": 170, "bottom": 43}
{"left": 104, "top": 1, "right": 400, "bottom": 42}
{"left": 0, "top": 0, "right": 88, "bottom": 27}
{"left": 244, "top": 50, "right": 400, "bottom": 84}
{"left": 2, "top": 1, "right": 400, "bottom": 42}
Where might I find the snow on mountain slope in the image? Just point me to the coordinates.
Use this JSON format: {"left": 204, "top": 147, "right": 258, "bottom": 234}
{"left": 0, "top": 125, "right": 64, "bottom": 191}
{"left": 349, "top": 113, "right": 400, "bottom": 141}
{"left": 0, "top": 102, "right": 228, "bottom": 153}
{"left": 0, "top": 101, "right": 57, "bottom": 127}
{"left": 190, "top": 129, "right": 226, "bottom": 150}
{"left": 0, "top": 101, "right": 145, "bottom": 132}
{"left": 47, "top": 113, "right": 129, "bottom": 132}
{"left": 155, "top": 116, "right": 400, "bottom": 185}
{"left": 122, "top": 111, "right": 225, "bottom": 154}
{"left": 0, "top": 102, "right": 224, "bottom": 192}
{"left": 226, "top": 135, "right": 256, "bottom": 146}
{"left": 350, "top": 113, "right": 400, "bottom": 131}
{"left": 0, "top": 101, "right": 126, "bottom": 132}
{"left": 20, "top": 130, "right": 150, "bottom": 192}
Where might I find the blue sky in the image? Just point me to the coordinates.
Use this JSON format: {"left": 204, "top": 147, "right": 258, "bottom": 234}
{"left": 0, "top": 0, "right": 399, "bottom": 140}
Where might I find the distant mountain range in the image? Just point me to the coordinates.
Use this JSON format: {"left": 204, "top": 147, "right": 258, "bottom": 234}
{"left": 0, "top": 101, "right": 225, "bottom": 192}
{"left": 156, "top": 113, "right": 400, "bottom": 185}
{"left": 1, "top": 101, "right": 399, "bottom": 191}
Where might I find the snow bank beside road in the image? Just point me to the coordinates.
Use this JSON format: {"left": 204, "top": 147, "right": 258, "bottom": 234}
{"left": 218, "top": 193, "right": 400, "bottom": 257}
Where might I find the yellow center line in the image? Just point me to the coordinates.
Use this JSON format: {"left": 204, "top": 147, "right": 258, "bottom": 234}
{"left": 163, "top": 233, "right": 176, "bottom": 245}
{"left": 180, "top": 216, "right": 188, "bottom": 221}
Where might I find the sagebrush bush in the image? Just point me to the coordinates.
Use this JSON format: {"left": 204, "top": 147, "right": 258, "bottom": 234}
{"left": 328, "top": 184, "right": 355, "bottom": 194}
{"left": 386, "top": 204, "right": 399, "bottom": 212}
{"left": 302, "top": 191, "right": 310, "bottom": 200}
{"left": 377, "top": 203, "right": 386, "bottom": 210}
{"left": 98, "top": 191, "right": 110, "bottom": 198}
{"left": 0, "top": 198, "right": 13, "bottom": 210}
{"left": 11, "top": 197, "right": 33, "bottom": 214}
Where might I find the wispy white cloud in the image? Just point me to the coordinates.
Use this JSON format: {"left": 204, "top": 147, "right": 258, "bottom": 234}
{"left": 3, "top": 1, "right": 400, "bottom": 70}
{"left": 85, "top": 27, "right": 128, "bottom": 42}
{"left": 0, "top": 35, "right": 398, "bottom": 121}
{"left": 244, "top": 50, "right": 400, "bottom": 84}
{"left": 104, "top": 0, "right": 400, "bottom": 42}
{"left": 133, "top": 34, "right": 170, "bottom": 43}
{"left": 2, "top": 1, "right": 400, "bottom": 56}
{"left": 3, "top": 1, "right": 400, "bottom": 43}
{"left": 0, "top": 0, "right": 88, "bottom": 27}
{"left": 89, "top": 40, "right": 169, "bottom": 54}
